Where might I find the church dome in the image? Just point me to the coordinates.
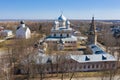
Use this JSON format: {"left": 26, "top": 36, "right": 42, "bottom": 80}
{"left": 20, "top": 20, "right": 25, "bottom": 24}
{"left": 54, "top": 21, "right": 59, "bottom": 25}
{"left": 66, "top": 20, "right": 70, "bottom": 25}
{"left": 58, "top": 14, "right": 67, "bottom": 21}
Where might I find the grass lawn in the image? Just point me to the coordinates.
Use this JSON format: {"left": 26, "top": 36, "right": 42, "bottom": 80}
{"left": 0, "top": 39, "right": 15, "bottom": 53}
{"left": 0, "top": 47, "right": 8, "bottom": 51}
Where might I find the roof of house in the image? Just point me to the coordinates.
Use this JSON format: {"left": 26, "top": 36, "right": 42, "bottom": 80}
{"left": 2, "top": 30, "right": 12, "bottom": 33}
{"left": 70, "top": 53, "right": 116, "bottom": 63}
{"left": 89, "top": 44, "right": 106, "bottom": 54}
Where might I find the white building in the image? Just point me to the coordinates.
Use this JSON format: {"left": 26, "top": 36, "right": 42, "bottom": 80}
{"left": 0, "top": 30, "right": 13, "bottom": 37}
{"left": 45, "top": 14, "right": 77, "bottom": 49}
{"left": 16, "top": 21, "right": 31, "bottom": 39}
{"left": 0, "top": 26, "right": 4, "bottom": 31}
{"left": 74, "top": 31, "right": 81, "bottom": 36}
{"left": 18, "top": 44, "right": 117, "bottom": 74}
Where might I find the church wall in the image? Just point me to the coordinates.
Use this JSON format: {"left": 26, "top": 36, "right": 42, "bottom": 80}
{"left": 46, "top": 40, "right": 77, "bottom": 50}
{"left": 16, "top": 21, "right": 31, "bottom": 39}
{"left": 64, "top": 41, "right": 77, "bottom": 47}
{"left": 25, "top": 28, "right": 31, "bottom": 39}
{"left": 16, "top": 28, "right": 26, "bottom": 38}
{"left": 46, "top": 40, "right": 77, "bottom": 47}
{"left": 59, "top": 21, "right": 66, "bottom": 27}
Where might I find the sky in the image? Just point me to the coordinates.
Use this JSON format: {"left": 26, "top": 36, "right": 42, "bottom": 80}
{"left": 0, "top": 0, "right": 120, "bottom": 20}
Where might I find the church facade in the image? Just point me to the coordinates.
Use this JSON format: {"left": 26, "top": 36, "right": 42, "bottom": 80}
{"left": 45, "top": 14, "right": 77, "bottom": 50}
{"left": 16, "top": 21, "right": 31, "bottom": 39}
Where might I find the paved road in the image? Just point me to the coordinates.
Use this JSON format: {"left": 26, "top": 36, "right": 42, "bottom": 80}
{"left": 0, "top": 50, "right": 8, "bottom": 56}
{"left": 0, "top": 35, "right": 14, "bottom": 43}
{"left": 0, "top": 40, "right": 5, "bottom": 42}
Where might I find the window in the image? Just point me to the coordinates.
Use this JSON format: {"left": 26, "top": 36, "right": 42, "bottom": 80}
{"left": 54, "top": 34, "right": 56, "bottom": 37}
{"left": 104, "top": 64, "right": 106, "bottom": 68}
{"left": 67, "top": 34, "right": 69, "bottom": 37}
{"left": 60, "top": 34, "right": 62, "bottom": 37}
{"left": 95, "top": 50, "right": 104, "bottom": 54}
{"left": 112, "top": 64, "right": 115, "bottom": 68}
{"left": 91, "top": 46, "right": 96, "bottom": 48}
{"left": 88, "top": 65, "right": 90, "bottom": 68}
{"left": 84, "top": 65, "right": 86, "bottom": 69}
{"left": 70, "top": 66, "right": 72, "bottom": 70}
{"left": 92, "top": 64, "right": 94, "bottom": 68}
{"left": 96, "top": 64, "right": 99, "bottom": 68}
{"left": 100, "top": 64, "right": 103, "bottom": 68}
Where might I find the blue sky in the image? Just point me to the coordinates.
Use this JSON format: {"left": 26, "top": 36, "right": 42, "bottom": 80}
{"left": 0, "top": 0, "right": 120, "bottom": 19}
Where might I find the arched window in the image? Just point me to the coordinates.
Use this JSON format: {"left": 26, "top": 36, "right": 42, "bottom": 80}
{"left": 67, "top": 34, "right": 69, "bottom": 37}
{"left": 84, "top": 65, "right": 86, "bottom": 69}
{"left": 100, "top": 64, "right": 102, "bottom": 68}
{"left": 92, "top": 64, "right": 94, "bottom": 68}
{"left": 54, "top": 34, "right": 56, "bottom": 37}
{"left": 112, "top": 64, "right": 115, "bottom": 68}
{"left": 88, "top": 65, "right": 90, "bottom": 68}
{"left": 60, "top": 34, "right": 62, "bottom": 37}
{"left": 96, "top": 64, "right": 99, "bottom": 68}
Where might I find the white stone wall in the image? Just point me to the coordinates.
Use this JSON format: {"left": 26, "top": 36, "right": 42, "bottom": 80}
{"left": 25, "top": 28, "right": 31, "bottom": 39}
{"left": 16, "top": 27, "right": 25, "bottom": 38}
{"left": 16, "top": 27, "right": 31, "bottom": 39}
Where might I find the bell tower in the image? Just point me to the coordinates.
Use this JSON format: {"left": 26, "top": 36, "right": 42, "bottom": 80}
{"left": 88, "top": 16, "right": 97, "bottom": 45}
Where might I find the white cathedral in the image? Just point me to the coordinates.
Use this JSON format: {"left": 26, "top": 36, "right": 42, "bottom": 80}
{"left": 16, "top": 21, "right": 31, "bottom": 39}
{"left": 45, "top": 14, "right": 77, "bottom": 49}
